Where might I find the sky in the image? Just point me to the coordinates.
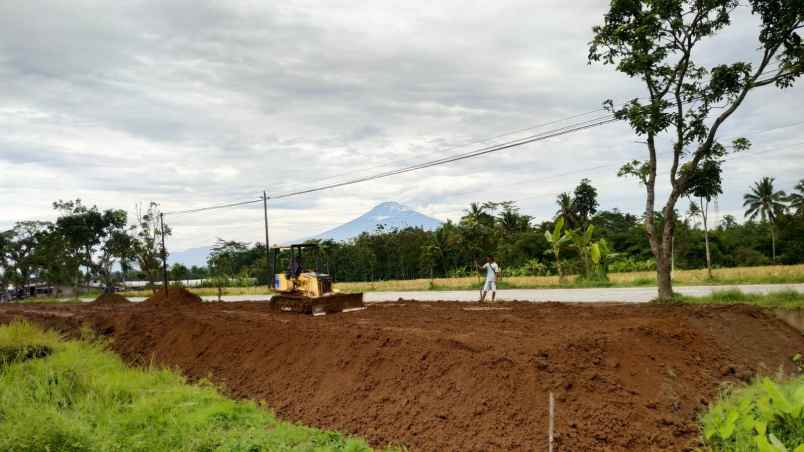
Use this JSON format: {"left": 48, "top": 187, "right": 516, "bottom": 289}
{"left": 1, "top": 0, "right": 802, "bottom": 251}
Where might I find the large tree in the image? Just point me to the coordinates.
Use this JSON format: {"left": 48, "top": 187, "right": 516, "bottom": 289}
{"left": 590, "top": 0, "right": 803, "bottom": 301}
{"left": 53, "top": 199, "right": 130, "bottom": 292}
{"left": 743, "top": 176, "right": 788, "bottom": 261}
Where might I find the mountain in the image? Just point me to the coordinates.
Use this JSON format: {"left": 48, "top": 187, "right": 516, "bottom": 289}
{"left": 168, "top": 246, "right": 211, "bottom": 268}
{"left": 308, "top": 202, "right": 443, "bottom": 242}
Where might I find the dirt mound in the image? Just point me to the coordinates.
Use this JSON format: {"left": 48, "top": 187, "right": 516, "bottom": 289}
{"left": 143, "top": 288, "right": 202, "bottom": 307}
{"left": 92, "top": 293, "right": 130, "bottom": 305}
{"left": 1, "top": 301, "right": 802, "bottom": 451}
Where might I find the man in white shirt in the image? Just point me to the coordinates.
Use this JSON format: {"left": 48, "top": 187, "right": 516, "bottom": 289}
{"left": 478, "top": 255, "right": 500, "bottom": 302}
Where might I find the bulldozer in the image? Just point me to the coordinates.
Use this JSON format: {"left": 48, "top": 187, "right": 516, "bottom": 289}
{"left": 270, "top": 244, "right": 365, "bottom": 315}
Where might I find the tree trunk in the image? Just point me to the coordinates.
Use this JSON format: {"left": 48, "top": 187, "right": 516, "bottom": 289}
{"left": 555, "top": 255, "right": 564, "bottom": 282}
{"left": 770, "top": 224, "right": 776, "bottom": 262}
{"left": 656, "top": 253, "right": 674, "bottom": 302}
{"left": 703, "top": 198, "right": 712, "bottom": 279}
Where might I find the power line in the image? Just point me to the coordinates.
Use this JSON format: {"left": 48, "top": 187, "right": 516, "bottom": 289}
{"left": 163, "top": 198, "right": 262, "bottom": 216}
{"left": 161, "top": 65, "right": 790, "bottom": 216}
{"left": 270, "top": 115, "right": 619, "bottom": 200}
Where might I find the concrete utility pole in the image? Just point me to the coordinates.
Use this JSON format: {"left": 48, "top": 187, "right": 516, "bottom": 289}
{"left": 262, "top": 190, "right": 271, "bottom": 291}
{"left": 160, "top": 212, "right": 169, "bottom": 296}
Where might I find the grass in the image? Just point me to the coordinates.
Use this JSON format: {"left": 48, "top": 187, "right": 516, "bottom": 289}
{"left": 699, "top": 375, "right": 804, "bottom": 451}
{"left": 0, "top": 321, "right": 375, "bottom": 452}
{"left": 113, "top": 264, "right": 804, "bottom": 297}
{"left": 681, "top": 289, "right": 804, "bottom": 310}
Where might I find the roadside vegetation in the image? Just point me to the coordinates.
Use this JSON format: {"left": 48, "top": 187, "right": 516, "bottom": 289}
{"left": 681, "top": 289, "right": 804, "bottom": 310}
{"left": 700, "top": 376, "right": 804, "bottom": 451}
{"left": 0, "top": 321, "right": 373, "bottom": 452}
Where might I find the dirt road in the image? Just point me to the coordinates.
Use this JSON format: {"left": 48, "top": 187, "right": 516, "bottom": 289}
{"left": 1, "top": 300, "right": 801, "bottom": 451}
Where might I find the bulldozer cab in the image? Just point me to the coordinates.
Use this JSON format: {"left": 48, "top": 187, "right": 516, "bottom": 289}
{"left": 269, "top": 243, "right": 364, "bottom": 315}
{"left": 271, "top": 244, "right": 328, "bottom": 296}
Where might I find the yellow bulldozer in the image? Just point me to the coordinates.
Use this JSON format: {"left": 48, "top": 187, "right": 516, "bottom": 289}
{"left": 270, "top": 244, "right": 364, "bottom": 315}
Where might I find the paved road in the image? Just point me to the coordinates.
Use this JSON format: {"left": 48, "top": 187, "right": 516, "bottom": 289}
{"left": 111, "top": 283, "right": 803, "bottom": 304}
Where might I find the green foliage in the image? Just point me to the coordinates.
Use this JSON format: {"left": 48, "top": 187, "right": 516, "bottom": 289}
{"left": 700, "top": 377, "right": 804, "bottom": 451}
{"left": 681, "top": 289, "right": 804, "bottom": 309}
{"left": 0, "top": 321, "right": 373, "bottom": 452}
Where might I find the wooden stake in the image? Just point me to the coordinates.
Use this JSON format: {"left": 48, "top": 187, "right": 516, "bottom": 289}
{"left": 548, "top": 391, "right": 555, "bottom": 452}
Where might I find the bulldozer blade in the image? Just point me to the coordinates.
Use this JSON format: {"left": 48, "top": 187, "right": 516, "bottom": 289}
{"left": 271, "top": 293, "right": 365, "bottom": 316}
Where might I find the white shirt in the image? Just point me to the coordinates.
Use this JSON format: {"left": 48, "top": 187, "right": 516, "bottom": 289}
{"left": 482, "top": 262, "right": 500, "bottom": 282}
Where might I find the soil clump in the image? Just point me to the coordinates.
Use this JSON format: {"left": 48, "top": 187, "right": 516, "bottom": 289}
{"left": 143, "top": 287, "right": 202, "bottom": 307}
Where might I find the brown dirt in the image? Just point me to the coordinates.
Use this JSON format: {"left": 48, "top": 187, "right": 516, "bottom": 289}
{"left": 92, "top": 293, "right": 130, "bottom": 305}
{"left": 0, "top": 300, "right": 801, "bottom": 452}
{"left": 143, "top": 287, "right": 202, "bottom": 306}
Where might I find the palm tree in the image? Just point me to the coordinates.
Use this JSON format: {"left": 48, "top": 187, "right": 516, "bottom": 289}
{"left": 555, "top": 193, "right": 577, "bottom": 229}
{"left": 743, "top": 177, "right": 787, "bottom": 261}
{"left": 788, "top": 178, "right": 804, "bottom": 216}
{"left": 462, "top": 202, "right": 486, "bottom": 226}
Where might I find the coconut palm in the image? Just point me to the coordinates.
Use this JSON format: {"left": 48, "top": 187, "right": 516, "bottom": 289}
{"left": 788, "top": 179, "right": 804, "bottom": 216}
{"left": 743, "top": 177, "right": 787, "bottom": 261}
{"left": 555, "top": 192, "right": 577, "bottom": 229}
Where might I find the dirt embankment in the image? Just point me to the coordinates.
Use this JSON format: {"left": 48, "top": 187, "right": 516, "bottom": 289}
{"left": 0, "top": 301, "right": 801, "bottom": 451}
{"left": 92, "top": 293, "right": 130, "bottom": 305}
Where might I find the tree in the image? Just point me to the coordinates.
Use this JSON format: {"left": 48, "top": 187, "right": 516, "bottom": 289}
{"left": 788, "top": 178, "right": 804, "bottom": 216}
{"left": 170, "top": 263, "right": 191, "bottom": 281}
{"left": 572, "top": 178, "right": 599, "bottom": 226}
{"left": 53, "top": 199, "right": 129, "bottom": 292}
{"left": 590, "top": 0, "right": 803, "bottom": 302}
{"left": 743, "top": 176, "right": 788, "bottom": 261}
{"left": 555, "top": 193, "right": 578, "bottom": 229}
{"left": 685, "top": 158, "right": 723, "bottom": 278}
{"left": 131, "top": 202, "right": 170, "bottom": 292}
{"left": 4, "top": 221, "right": 50, "bottom": 290}
{"left": 544, "top": 217, "right": 570, "bottom": 282}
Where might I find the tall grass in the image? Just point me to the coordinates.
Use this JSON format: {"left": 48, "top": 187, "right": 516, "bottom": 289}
{"left": 681, "top": 289, "right": 804, "bottom": 309}
{"left": 0, "top": 321, "right": 373, "bottom": 452}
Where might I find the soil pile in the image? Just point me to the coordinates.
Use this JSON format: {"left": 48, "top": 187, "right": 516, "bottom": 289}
{"left": 92, "top": 293, "right": 130, "bottom": 305}
{"left": 1, "top": 301, "right": 801, "bottom": 451}
{"left": 143, "top": 288, "right": 202, "bottom": 307}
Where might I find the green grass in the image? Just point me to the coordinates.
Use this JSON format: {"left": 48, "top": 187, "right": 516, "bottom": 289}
{"left": 700, "top": 376, "right": 804, "bottom": 451}
{"left": 0, "top": 321, "right": 375, "bottom": 452}
{"left": 681, "top": 289, "right": 804, "bottom": 310}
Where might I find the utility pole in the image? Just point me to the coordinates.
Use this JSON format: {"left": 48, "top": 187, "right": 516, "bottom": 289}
{"left": 160, "top": 212, "right": 169, "bottom": 296}
{"left": 262, "top": 190, "right": 271, "bottom": 291}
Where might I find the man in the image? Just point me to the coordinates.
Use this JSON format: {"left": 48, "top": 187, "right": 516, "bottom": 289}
{"left": 477, "top": 255, "right": 500, "bottom": 303}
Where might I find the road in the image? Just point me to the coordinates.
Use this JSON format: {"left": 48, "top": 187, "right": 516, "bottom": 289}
{"left": 114, "top": 283, "right": 803, "bottom": 303}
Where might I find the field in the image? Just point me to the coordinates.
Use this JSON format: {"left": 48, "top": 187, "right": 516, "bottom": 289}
{"left": 1, "top": 298, "right": 802, "bottom": 451}
{"left": 117, "top": 264, "right": 804, "bottom": 298}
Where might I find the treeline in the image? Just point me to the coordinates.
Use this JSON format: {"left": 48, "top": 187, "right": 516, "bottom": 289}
{"left": 190, "top": 177, "right": 804, "bottom": 283}
{"left": 1, "top": 178, "right": 803, "bottom": 290}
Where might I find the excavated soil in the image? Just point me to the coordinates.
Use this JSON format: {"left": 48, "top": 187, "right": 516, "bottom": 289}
{"left": 92, "top": 293, "right": 130, "bottom": 305}
{"left": 143, "top": 287, "right": 202, "bottom": 306}
{"left": 0, "top": 300, "right": 801, "bottom": 451}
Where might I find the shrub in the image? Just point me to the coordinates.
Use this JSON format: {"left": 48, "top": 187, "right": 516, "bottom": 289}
{"left": 700, "top": 376, "right": 804, "bottom": 451}
{"left": 608, "top": 257, "right": 656, "bottom": 273}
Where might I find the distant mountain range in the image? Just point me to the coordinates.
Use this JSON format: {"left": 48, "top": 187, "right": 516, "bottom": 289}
{"left": 307, "top": 201, "right": 443, "bottom": 242}
{"left": 167, "top": 202, "right": 443, "bottom": 268}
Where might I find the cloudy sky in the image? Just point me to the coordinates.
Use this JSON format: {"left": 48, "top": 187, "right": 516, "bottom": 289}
{"left": 1, "top": 0, "right": 802, "bottom": 251}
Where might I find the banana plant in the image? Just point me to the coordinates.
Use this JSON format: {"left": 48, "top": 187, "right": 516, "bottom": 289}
{"left": 566, "top": 224, "right": 595, "bottom": 278}
{"left": 544, "top": 217, "right": 570, "bottom": 282}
